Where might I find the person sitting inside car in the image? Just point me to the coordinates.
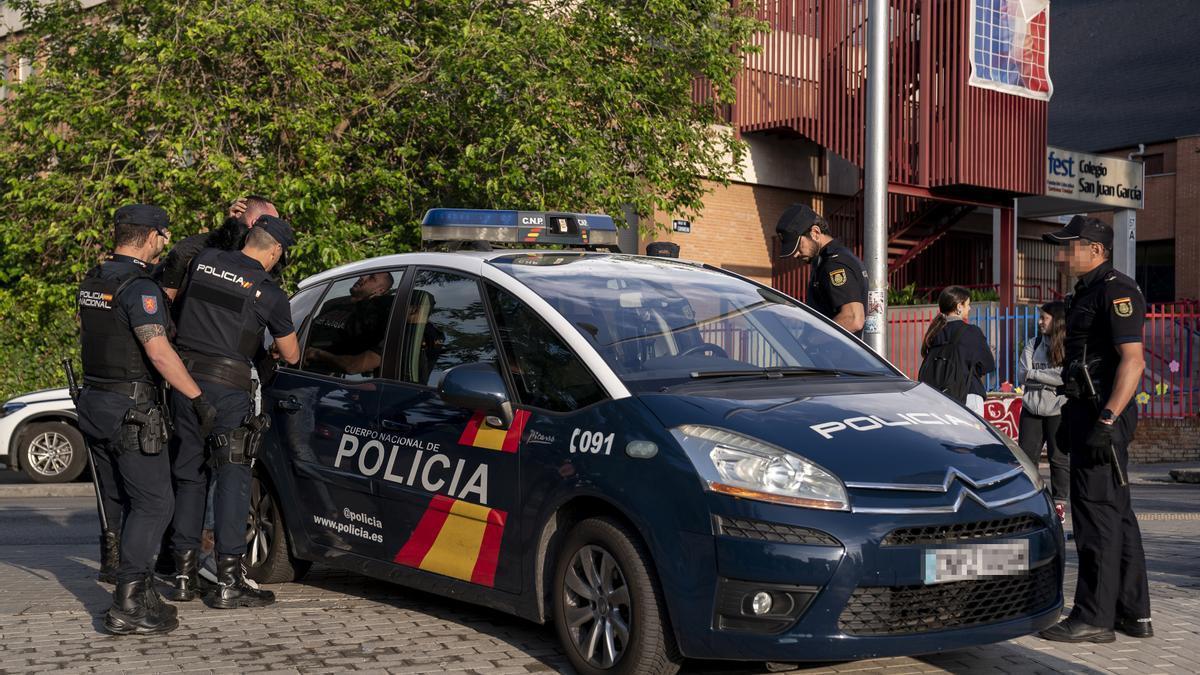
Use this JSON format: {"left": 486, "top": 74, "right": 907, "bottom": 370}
{"left": 304, "top": 272, "right": 395, "bottom": 377}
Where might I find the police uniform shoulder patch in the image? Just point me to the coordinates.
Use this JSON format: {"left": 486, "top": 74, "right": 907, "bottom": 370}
{"left": 829, "top": 268, "right": 847, "bottom": 287}
{"left": 141, "top": 294, "right": 158, "bottom": 315}
{"left": 1112, "top": 296, "right": 1133, "bottom": 318}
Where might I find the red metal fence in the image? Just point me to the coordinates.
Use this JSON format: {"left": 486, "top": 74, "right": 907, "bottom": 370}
{"left": 886, "top": 303, "right": 1200, "bottom": 419}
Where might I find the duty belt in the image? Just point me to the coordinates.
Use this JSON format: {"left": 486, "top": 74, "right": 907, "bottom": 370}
{"left": 180, "top": 351, "right": 253, "bottom": 391}
{"left": 83, "top": 380, "right": 159, "bottom": 404}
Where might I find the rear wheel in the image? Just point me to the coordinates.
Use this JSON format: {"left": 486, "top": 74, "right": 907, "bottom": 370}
{"left": 244, "top": 475, "right": 311, "bottom": 583}
{"left": 552, "top": 517, "right": 681, "bottom": 675}
{"left": 18, "top": 422, "right": 87, "bottom": 483}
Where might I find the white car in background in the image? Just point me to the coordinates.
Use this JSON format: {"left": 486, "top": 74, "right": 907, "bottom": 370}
{"left": 0, "top": 388, "right": 86, "bottom": 483}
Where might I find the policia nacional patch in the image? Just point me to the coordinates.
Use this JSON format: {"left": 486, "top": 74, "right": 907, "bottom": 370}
{"left": 1113, "top": 297, "right": 1133, "bottom": 318}
{"left": 830, "top": 268, "right": 847, "bottom": 287}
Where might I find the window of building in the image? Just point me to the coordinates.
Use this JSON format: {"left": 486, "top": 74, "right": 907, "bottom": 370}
{"left": 486, "top": 284, "right": 605, "bottom": 412}
{"left": 1141, "top": 153, "right": 1165, "bottom": 175}
{"left": 400, "top": 269, "right": 497, "bottom": 386}
{"left": 301, "top": 271, "right": 402, "bottom": 380}
{"left": 1136, "top": 240, "right": 1175, "bottom": 304}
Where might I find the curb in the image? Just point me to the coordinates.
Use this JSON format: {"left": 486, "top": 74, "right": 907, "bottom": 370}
{"left": 1169, "top": 469, "right": 1200, "bottom": 484}
{"left": 0, "top": 483, "right": 96, "bottom": 498}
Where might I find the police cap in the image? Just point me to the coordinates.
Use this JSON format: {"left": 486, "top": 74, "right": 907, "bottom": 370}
{"left": 114, "top": 204, "right": 169, "bottom": 234}
{"left": 1042, "top": 215, "right": 1113, "bottom": 248}
{"left": 645, "top": 241, "right": 680, "bottom": 258}
{"left": 252, "top": 214, "right": 297, "bottom": 250}
{"left": 775, "top": 204, "right": 823, "bottom": 258}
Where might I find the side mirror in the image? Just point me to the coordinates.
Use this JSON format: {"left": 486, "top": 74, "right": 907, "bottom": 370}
{"left": 437, "top": 362, "right": 513, "bottom": 427}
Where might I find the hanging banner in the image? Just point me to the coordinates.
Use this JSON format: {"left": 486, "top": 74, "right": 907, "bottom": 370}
{"left": 969, "top": 0, "right": 1053, "bottom": 100}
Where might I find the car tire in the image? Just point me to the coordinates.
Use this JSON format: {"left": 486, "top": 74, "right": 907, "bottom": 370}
{"left": 245, "top": 474, "right": 311, "bottom": 584}
{"left": 552, "top": 517, "right": 682, "bottom": 675}
{"left": 17, "top": 421, "right": 87, "bottom": 484}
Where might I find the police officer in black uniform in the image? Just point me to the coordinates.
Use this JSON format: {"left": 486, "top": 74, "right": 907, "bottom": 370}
{"left": 166, "top": 215, "right": 300, "bottom": 608}
{"left": 158, "top": 196, "right": 279, "bottom": 305}
{"left": 75, "top": 204, "right": 216, "bottom": 634}
{"left": 1038, "top": 216, "right": 1153, "bottom": 643}
{"left": 775, "top": 204, "right": 868, "bottom": 337}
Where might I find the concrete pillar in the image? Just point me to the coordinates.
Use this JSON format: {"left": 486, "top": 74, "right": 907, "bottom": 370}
{"left": 1112, "top": 209, "right": 1137, "bottom": 277}
{"left": 992, "top": 206, "right": 1017, "bottom": 307}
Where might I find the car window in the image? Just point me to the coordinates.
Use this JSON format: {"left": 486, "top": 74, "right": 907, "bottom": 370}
{"left": 486, "top": 284, "right": 605, "bottom": 412}
{"left": 400, "top": 269, "right": 498, "bottom": 386}
{"left": 288, "top": 284, "right": 326, "bottom": 347}
{"left": 299, "top": 270, "right": 402, "bottom": 380}
{"left": 489, "top": 254, "right": 895, "bottom": 392}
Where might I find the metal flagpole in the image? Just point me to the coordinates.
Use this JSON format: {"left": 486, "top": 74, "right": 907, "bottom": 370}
{"left": 863, "top": 0, "right": 890, "bottom": 355}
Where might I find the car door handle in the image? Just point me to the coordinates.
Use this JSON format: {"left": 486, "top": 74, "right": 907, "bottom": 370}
{"left": 381, "top": 419, "right": 411, "bottom": 432}
{"left": 277, "top": 397, "right": 303, "bottom": 413}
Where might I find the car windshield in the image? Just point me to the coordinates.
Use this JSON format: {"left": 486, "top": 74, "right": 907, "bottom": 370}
{"left": 489, "top": 253, "right": 897, "bottom": 392}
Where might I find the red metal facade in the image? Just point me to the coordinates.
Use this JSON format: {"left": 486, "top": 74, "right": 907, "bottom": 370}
{"left": 727, "top": 0, "right": 1046, "bottom": 197}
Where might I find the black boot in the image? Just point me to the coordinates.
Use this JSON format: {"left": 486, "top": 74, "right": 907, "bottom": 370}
{"left": 164, "top": 550, "right": 203, "bottom": 602}
{"left": 142, "top": 574, "right": 178, "bottom": 621}
{"left": 98, "top": 531, "right": 120, "bottom": 584}
{"left": 104, "top": 578, "right": 179, "bottom": 635}
{"left": 1038, "top": 615, "right": 1115, "bottom": 643}
{"left": 1116, "top": 616, "right": 1154, "bottom": 638}
{"left": 206, "top": 554, "right": 275, "bottom": 609}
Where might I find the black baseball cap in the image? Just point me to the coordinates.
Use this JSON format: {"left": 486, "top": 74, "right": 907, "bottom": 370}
{"left": 252, "top": 214, "right": 297, "bottom": 250}
{"left": 1042, "top": 215, "right": 1113, "bottom": 248}
{"left": 775, "top": 204, "right": 823, "bottom": 258}
{"left": 114, "top": 204, "right": 169, "bottom": 234}
{"left": 646, "top": 241, "right": 680, "bottom": 258}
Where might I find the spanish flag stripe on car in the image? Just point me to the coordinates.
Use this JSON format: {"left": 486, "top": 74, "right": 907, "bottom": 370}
{"left": 457, "top": 409, "right": 531, "bottom": 453}
{"left": 393, "top": 495, "right": 508, "bottom": 588}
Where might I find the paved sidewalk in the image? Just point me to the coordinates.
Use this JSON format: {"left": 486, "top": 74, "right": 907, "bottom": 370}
{"left": 0, "top": 483, "right": 1197, "bottom": 674}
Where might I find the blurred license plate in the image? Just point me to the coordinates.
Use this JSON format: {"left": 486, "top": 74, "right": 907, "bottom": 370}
{"left": 923, "top": 541, "right": 1029, "bottom": 584}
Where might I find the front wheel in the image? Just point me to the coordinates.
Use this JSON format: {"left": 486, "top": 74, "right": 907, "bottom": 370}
{"left": 18, "top": 422, "right": 87, "bottom": 483}
{"left": 552, "top": 517, "right": 681, "bottom": 675}
{"left": 245, "top": 475, "right": 311, "bottom": 583}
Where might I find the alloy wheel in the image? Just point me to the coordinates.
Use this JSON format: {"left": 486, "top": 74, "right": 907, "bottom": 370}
{"left": 562, "top": 544, "right": 632, "bottom": 669}
{"left": 27, "top": 431, "right": 73, "bottom": 477}
{"left": 246, "top": 479, "right": 276, "bottom": 568}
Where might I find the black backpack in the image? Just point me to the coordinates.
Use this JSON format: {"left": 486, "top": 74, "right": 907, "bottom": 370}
{"left": 918, "top": 322, "right": 971, "bottom": 403}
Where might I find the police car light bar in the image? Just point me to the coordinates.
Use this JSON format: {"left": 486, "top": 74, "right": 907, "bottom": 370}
{"left": 421, "top": 209, "right": 619, "bottom": 248}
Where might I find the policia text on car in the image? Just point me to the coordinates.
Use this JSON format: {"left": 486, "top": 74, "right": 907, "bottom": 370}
{"left": 73, "top": 204, "right": 217, "bottom": 635}
{"left": 1037, "top": 216, "right": 1153, "bottom": 644}
{"left": 165, "top": 215, "right": 301, "bottom": 609}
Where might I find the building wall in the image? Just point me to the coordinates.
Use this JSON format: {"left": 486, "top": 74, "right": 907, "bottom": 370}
{"left": 640, "top": 180, "right": 841, "bottom": 286}
{"left": 1174, "top": 135, "right": 1200, "bottom": 301}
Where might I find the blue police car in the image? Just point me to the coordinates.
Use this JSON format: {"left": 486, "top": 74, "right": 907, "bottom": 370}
{"left": 248, "top": 209, "right": 1064, "bottom": 674}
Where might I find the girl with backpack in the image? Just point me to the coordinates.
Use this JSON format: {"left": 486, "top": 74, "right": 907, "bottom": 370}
{"left": 1018, "top": 301, "right": 1068, "bottom": 519}
{"left": 918, "top": 286, "right": 996, "bottom": 415}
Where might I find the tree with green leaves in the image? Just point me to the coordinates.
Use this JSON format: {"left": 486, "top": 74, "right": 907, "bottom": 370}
{"left": 0, "top": 0, "right": 760, "bottom": 398}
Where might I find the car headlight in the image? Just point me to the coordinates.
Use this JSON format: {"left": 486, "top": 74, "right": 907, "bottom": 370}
{"left": 0, "top": 401, "right": 27, "bottom": 419}
{"left": 671, "top": 424, "right": 849, "bottom": 511}
{"left": 998, "top": 430, "right": 1045, "bottom": 491}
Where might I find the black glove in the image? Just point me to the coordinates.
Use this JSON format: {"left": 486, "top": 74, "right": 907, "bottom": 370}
{"left": 1083, "top": 421, "right": 1114, "bottom": 465}
{"left": 191, "top": 394, "right": 218, "bottom": 439}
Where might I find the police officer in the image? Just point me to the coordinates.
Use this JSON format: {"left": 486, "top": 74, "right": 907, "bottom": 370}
{"left": 1038, "top": 215, "right": 1153, "bottom": 643}
{"left": 158, "top": 196, "right": 279, "bottom": 304}
{"left": 167, "top": 215, "right": 300, "bottom": 608}
{"left": 152, "top": 195, "right": 278, "bottom": 577}
{"left": 75, "top": 204, "right": 216, "bottom": 634}
{"left": 775, "top": 204, "right": 868, "bottom": 337}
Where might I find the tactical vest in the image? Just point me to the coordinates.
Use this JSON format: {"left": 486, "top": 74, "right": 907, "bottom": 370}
{"left": 175, "top": 248, "right": 271, "bottom": 362}
{"left": 77, "top": 264, "right": 156, "bottom": 382}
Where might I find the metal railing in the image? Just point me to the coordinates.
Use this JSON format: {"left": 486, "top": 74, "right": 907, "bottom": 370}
{"left": 886, "top": 302, "right": 1200, "bottom": 419}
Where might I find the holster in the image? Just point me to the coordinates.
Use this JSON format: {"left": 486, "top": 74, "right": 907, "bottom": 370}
{"left": 120, "top": 404, "right": 169, "bottom": 455}
{"left": 206, "top": 413, "right": 271, "bottom": 468}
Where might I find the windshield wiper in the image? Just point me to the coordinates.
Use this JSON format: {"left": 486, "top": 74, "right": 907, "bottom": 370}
{"left": 689, "top": 367, "right": 877, "bottom": 380}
